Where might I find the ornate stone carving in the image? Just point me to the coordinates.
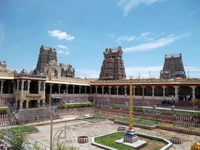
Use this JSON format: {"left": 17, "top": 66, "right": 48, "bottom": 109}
{"left": 99, "top": 46, "right": 126, "bottom": 80}
{"left": 160, "top": 53, "right": 186, "bottom": 79}
{"left": 36, "top": 45, "right": 57, "bottom": 73}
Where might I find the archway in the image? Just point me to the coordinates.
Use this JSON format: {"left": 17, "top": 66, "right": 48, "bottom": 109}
{"left": 23, "top": 100, "right": 26, "bottom": 109}
{"left": 29, "top": 100, "right": 38, "bottom": 108}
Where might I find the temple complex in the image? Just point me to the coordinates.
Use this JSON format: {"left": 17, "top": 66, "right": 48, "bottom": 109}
{"left": 0, "top": 46, "right": 200, "bottom": 126}
{"left": 160, "top": 53, "right": 186, "bottom": 79}
{"left": 99, "top": 46, "right": 126, "bottom": 80}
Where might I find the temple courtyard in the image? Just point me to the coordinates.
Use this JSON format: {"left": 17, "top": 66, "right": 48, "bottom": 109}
{"left": 26, "top": 117, "right": 200, "bottom": 150}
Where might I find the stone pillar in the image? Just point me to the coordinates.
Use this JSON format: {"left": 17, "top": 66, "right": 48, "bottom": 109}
{"left": 37, "top": 100, "right": 40, "bottom": 108}
{"left": 27, "top": 80, "right": 31, "bottom": 94}
{"left": 124, "top": 86, "right": 127, "bottom": 95}
{"left": 116, "top": 86, "right": 119, "bottom": 95}
{"left": 95, "top": 86, "right": 98, "bottom": 94}
{"left": 142, "top": 86, "right": 145, "bottom": 102}
{"left": 20, "top": 101, "right": 23, "bottom": 109}
{"left": 162, "top": 86, "right": 166, "bottom": 99}
{"left": 133, "top": 86, "right": 136, "bottom": 96}
{"left": 26, "top": 101, "right": 29, "bottom": 109}
{"left": 85, "top": 86, "right": 87, "bottom": 94}
{"left": 152, "top": 86, "right": 155, "bottom": 99}
{"left": 72, "top": 85, "right": 75, "bottom": 94}
{"left": 79, "top": 86, "right": 81, "bottom": 94}
{"left": 109, "top": 86, "right": 111, "bottom": 95}
{"left": 43, "top": 81, "right": 46, "bottom": 97}
{"left": 102, "top": 86, "right": 104, "bottom": 95}
{"left": 17, "top": 80, "right": 19, "bottom": 91}
{"left": 190, "top": 86, "right": 196, "bottom": 102}
{"left": 65, "top": 85, "right": 68, "bottom": 94}
{"left": 38, "top": 81, "right": 41, "bottom": 94}
{"left": 49, "top": 84, "right": 53, "bottom": 106}
{"left": 173, "top": 86, "right": 179, "bottom": 100}
{"left": 90, "top": 86, "right": 92, "bottom": 94}
{"left": 58, "top": 84, "right": 61, "bottom": 94}
{"left": 43, "top": 100, "right": 45, "bottom": 107}
{"left": 21, "top": 80, "right": 25, "bottom": 98}
{"left": 0, "top": 80, "right": 4, "bottom": 94}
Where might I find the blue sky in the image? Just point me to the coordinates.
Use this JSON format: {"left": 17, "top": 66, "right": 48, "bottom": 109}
{"left": 0, "top": 0, "right": 200, "bottom": 78}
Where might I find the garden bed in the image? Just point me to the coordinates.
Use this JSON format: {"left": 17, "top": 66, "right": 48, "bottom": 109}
{"left": 92, "top": 132, "right": 169, "bottom": 150}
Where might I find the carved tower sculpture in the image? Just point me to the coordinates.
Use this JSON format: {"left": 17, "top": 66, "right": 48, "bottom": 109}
{"left": 99, "top": 46, "right": 126, "bottom": 80}
{"left": 36, "top": 45, "right": 57, "bottom": 73}
{"left": 160, "top": 53, "right": 186, "bottom": 79}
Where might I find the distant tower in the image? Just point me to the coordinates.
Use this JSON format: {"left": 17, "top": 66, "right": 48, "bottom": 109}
{"left": 0, "top": 61, "right": 6, "bottom": 68}
{"left": 99, "top": 46, "right": 126, "bottom": 80}
{"left": 160, "top": 53, "right": 186, "bottom": 79}
{"left": 36, "top": 45, "right": 57, "bottom": 73}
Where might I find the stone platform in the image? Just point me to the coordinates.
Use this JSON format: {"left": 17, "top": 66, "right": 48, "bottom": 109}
{"left": 115, "top": 138, "right": 147, "bottom": 149}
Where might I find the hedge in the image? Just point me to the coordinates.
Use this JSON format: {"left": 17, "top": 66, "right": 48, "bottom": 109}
{"left": 0, "top": 108, "right": 9, "bottom": 114}
{"left": 112, "top": 104, "right": 120, "bottom": 109}
{"left": 193, "top": 112, "right": 200, "bottom": 118}
{"left": 57, "top": 103, "right": 94, "bottom": 109}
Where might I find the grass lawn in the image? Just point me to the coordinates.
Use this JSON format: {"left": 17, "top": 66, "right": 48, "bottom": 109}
{"left": 0, "top": 125, "right": 38, "bottom": 135}
{"left": 84, "top": 116, "right": 105, "bottom": 122}
{"left": 96, "top": 113, "right": 200, "bottom": 132}
{"left": 95, "top": 132, "right": 166, "bottom": 150}
{"left": 115, "top": 116, "right": 159, "bottom": 126}
{"left": 160, "top": 123, "right": 199, "bottom": 132}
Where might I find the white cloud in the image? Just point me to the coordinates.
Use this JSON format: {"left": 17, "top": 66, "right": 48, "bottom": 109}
{"left": 123, "top": 33, "right": 190, "bottom": 52}
{"left": 13, "top": 45, "right": 20, "bottom": 49}
{"left": 106, "top": 33, "right": 115, "bottom": 39}
{"left": 57, "top": 44, "right": 69, "bottom": 50}
{"left": 57, "top": 50, "right": 70, "bottom": 55}
{"left": 118, "top": 0, "right": 163, "bottom": 16}
{"left": 116, "top": 36, "right": 135, "bottom": 44}
{"left": 188, "top": 10, "right": 199, "bottom": 17}
{"left": 47, "top": 30, "right": 75, "bottom": 41}
{"left": 140, "top": 32, "right": 151, "bottom": 37}
{"left": 76, "top": 69, "right": 99, "bottom": 78}
{"left": 59, "top": 20, "right": 63, "bottom": 23}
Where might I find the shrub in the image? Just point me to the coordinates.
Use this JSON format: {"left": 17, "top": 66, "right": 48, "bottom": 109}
{"left": 57, "top": 104, "right": 66, "bottom": 109}
{"left": 67, "top": 104, "right": 76, "bottom": 108}
{"left": 193, "top": 112, "right": 200, "bottom": 118}
{"left": 76, "top": 104, "right": 82, "bottom": 108}
{"left": 133, "top": 106, "right": 143, "bottom": 112}
{"left": 112, "top": 104, "right": 120, "bottom": 109}
{"left": 0, "top": 108, "right": 9, "bottom": 114}
{"left": 87, "top": 103, "right": 94, "bottom": 107}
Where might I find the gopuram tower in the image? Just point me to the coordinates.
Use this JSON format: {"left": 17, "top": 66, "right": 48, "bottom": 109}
{"left": 160, "top": 53, "right": 186, "bottom": 79}
{"left": 36, "top": 45, "right": 57, "bottom": 73}
{"left": 99, "top": 46, "right": 126, "bottom": 80}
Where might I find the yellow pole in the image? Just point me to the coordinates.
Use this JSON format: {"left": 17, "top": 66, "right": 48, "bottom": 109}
{"left": 50, "top": 115, "right": 53, "bottom": 150}
{"left": 129, "top": 78, "right": 133, "bottom": 130}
